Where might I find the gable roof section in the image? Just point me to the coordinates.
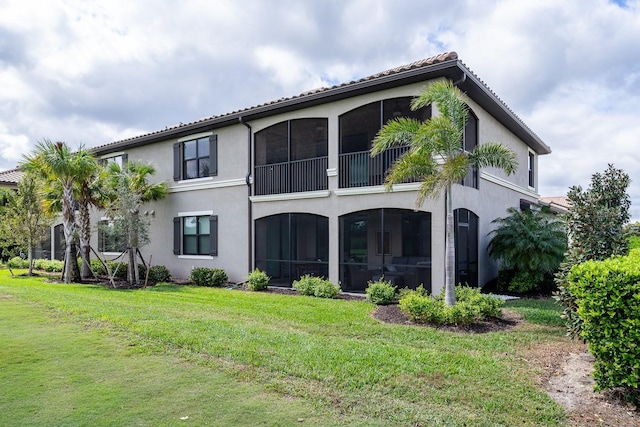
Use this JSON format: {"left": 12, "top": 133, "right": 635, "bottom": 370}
{"left": 0, "top": 168, "right": 23, "bottom": 188}
{"left": 93, "top": 52, "right": 551, "bottom": 156}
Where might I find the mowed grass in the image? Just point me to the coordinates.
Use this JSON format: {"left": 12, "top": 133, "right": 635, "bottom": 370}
{"left": 0, "top": 270, "right": 569, "bottom": 426}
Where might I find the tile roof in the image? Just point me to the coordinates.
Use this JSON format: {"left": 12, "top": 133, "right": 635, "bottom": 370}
{"left": 90, "top": 51, "right": 549, "bottom": 155}
{"left": 92, "top": 52, "right": 460, "bottom": 151}
{"left": 539, "top": 196, "right": 570, "bottom": 213}
{"left": 0, "top": 168, "right": 23, "bottom": 186}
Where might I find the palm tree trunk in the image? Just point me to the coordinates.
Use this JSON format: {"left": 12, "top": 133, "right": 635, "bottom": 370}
{"left": 78, "top": 203, "right": 93, "bottom": 279}
{"left": 62, "top": 184, "right": 80, "bottom": 283}
{"left": 444, "top": 184, "right": 456, "bottom": 306}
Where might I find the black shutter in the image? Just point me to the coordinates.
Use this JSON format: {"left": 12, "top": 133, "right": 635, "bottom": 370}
{"left": 173, "top": 217, "right": 181, "bottom": 255}
{"left": 97, "top": 221, "right": 104, "bottom": 252}
{"left": 209, "top": 135, "right": 218, "bottom": 177}
{"left": 121, "top": 153, "right": 128, "bottom": 166}
{"left": 209, "top": 215, "right": 218, "bottom": 256}
{"left": 173, "top": 143, "right": 181, "bottom": 181}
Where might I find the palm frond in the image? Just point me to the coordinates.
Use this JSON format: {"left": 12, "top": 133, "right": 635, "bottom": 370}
{"left": 384, "top": 151, "right": 438, "bottom": 190}
{"left": 468, "top": 142, "right": 518, "bottom": 176}
{"left": 371, "top": 117, "right": 422, "bottom": 156}
{"left": 411, "top": 81, "right": 468, "bottom": 131}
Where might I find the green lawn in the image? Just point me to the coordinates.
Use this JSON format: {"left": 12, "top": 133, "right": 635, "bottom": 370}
{"left": 0, "top": 270, "right": 569, "bottom": 426}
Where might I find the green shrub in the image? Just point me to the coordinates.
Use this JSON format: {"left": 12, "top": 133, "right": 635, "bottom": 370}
{"left": 7, "top": 256, "right": 28, "bottom": 269}
{"left": 108, "top": 261, "right": 128, "bottom": 279}
{"left": 399, "top": 285, "right": 503, "bottom": 326}
{"left": 568, "top": 252, "right": 640, "bottom": 402}
{"left": 43, "top": 260, "right": 64, "bottom": 273}
{"left": 366, "top": 280, "right": 397, "bottom": 305}
{"left": 138, "top": 264, "right": 171, "bottom": 283}
{"left": 293, "top": 275, "right": 340, "bottom": 298}
{"left": 313, "top": 280, "right": 340, "bottom": 299}
{"left": 91, "top": 259, "right": 107, "bottom": 276}
{"left": 33, "top": 259, "right": 46, "bottom": 270}
{"left": 190, "top": 267, "right": 228, "bottom": 287}
{"left": 246, "top": 269, "right": 269, "bottom": 291}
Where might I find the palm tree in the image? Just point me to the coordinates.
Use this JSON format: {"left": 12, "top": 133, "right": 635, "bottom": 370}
{"left": 103, "top": 161, "right": 168, "bottom": 285}
{"left": 371, "top": 80, "right": 518, "bottom": 305}
{"left": 22, "top": 141, "right": 90, "bottom": 283}
{"left": 487, "top": 207, "right": 567, "bottom": 293}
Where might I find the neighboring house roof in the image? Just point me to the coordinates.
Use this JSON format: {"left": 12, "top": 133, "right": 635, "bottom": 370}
{"left": 539, "top": 196, "right": 570, "bottom": 213}
{"left": 0, "top": 168, "right": 23, "bottom": 189}
{"left": 92, "top": 51, "right": 551, "bottom": 157}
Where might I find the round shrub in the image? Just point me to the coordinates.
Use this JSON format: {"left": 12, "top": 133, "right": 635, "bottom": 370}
{"left": 246, "top": 269, "right": 269, "bottom": 291}
{"left": 313, "top": 280, "right": 340, "bottom": 299}
{"left": 91, "top": 259, "right": 107, "bottom": 276}
{"left": 190, "top": 267, "right": 228, "bottom": 287}
{"left": 7, "top": 256, "right": 28, "bottom": 269}
{"left": 138, "top": 264, "right": 171, "bottom": 282}
{"left": 366, "top": 280, "right": 397, "bottom": 305}
{"left": 148, "top": 265, "right": 171, "bottom": 282}
{"left": 293, "top": 275, "right": 340, "bottom": 298}
{"left": 108, "top": 261, "right": 128, "bottom": 279}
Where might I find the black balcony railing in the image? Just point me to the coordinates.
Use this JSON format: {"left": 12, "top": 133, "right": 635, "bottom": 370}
{"left": 255, "top": 156, "right": 328, "bottom": 196}
{"left": 339, "top": 145, "right": 411, "bottom": 188}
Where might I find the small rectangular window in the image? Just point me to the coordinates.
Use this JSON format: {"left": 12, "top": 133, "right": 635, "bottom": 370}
{"left": 528, "top": 152, "right": 535, "bottom": 188}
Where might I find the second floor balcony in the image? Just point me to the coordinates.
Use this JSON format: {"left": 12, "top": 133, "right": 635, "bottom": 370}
{"left": 254, "top": 156, "right": 328, "bottom": 196}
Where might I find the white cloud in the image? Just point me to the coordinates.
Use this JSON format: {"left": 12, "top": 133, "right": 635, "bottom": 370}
{"left": 1, "top": 0, "right": 640, "bottom": 217}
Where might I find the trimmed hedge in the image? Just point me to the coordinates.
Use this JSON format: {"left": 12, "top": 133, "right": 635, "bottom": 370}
{"left": 568, "top": 250, "right": 640, "bottom": 401}
{"left": 292, "top": 275, "right": 340, "bottom": 299}
{"left": 190, "top": 267, "right": 228, "bottom": 287}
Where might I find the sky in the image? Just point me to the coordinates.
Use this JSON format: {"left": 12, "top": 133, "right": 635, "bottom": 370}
{"left": 1, "top": 0, "right": 639, "bottom": 217}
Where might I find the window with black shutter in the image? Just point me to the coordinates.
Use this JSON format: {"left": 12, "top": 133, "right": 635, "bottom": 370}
{"left": 173, "top": 215, "right": 218, "bottom": 256}
{"left": 173, "top": 134, "right": 217, "bottom": 181}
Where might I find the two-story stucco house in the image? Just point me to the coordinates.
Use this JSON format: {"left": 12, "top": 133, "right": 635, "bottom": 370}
{"left": 43, "top": 51, "right": 550, "bottom": 294}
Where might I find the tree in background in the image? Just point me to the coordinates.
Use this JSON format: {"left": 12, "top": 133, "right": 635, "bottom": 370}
{"left": 0, "top": 173, "right": 53, "bottom": 275}
{"left": 103, "top": 161, "right": 167, "bottom": 286}
{"left": 555, "top": 164, "right": 631, "bottom": 337}
{"left": 371, "top": 80, "right": 518, "bottom": 305}
{"left": 488, "top": 207, "right": 567, "bottom": 294}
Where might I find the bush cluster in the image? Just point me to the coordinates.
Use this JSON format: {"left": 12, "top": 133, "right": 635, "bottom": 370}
{"left": 399, "top": 285, "right": 503, "bottom": 326}
{"left": 139, "top": 264, "right": 172, "bottom": 283}
{"left": 246, "top": 269, "right": 269, "bottom": 291}
{"left": 7, "top": 256, "right": 28, "bottom": 269}
{"left": 7, "top": 257, "right": 65, "bottom": 272}
{"left": 90, "top": 259, "right": 107, "bottom": 276}
{"left": 568, "top": 251, "right": 640, "bottom": 402}
{"left": 292, "top": 275, "right": 340, "bottom": 299}
{"left": 190, "top": 267, "right": 228, "bottom": 287}
{"left": 108, "top": 261, "right": 128, "bottom": 279}
{"left": 33, "top": 259, "right": 64, "bottom": 272}
{"left": 365, "top": 280, "right": 397, "bottom": 305}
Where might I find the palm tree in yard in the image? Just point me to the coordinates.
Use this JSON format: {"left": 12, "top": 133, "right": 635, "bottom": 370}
{"left": 103, "top": 161, "right": 167, "bottom": 286}
{"left": 22, "top": 141, "right": 98, "bottom": 283}
{"left": 371, "top": 80, "right": 518, "bottom": 306}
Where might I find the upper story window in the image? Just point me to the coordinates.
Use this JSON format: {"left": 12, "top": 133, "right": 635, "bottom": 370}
{"left": 338, "top": 97, "right": 431, "bottom": 188}
{"left": 100, "top": 153, "right": 128, "bottom": 168}
{"left": 528, "top": 151, "right": 535, "bottom": 188}
{"left": 461, "top": 110, "right": 479, "bottom": 189}
{"left": 173, "top": 134, "right": 218, "bottom": 181}
{"left": 254, "top": 118, "right": 328, "bottom": 195}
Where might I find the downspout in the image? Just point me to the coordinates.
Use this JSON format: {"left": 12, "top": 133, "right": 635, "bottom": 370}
{"left": 239, "top": 117, "right": 253, "bottom": 273}
{"left": 452, "top": 71, "right": 466, "bottom": 87}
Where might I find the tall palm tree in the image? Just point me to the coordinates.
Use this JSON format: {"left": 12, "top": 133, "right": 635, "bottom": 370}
{"left": 371, "top": 80, "right": 518, "bottom": 305}
{"left": 104, "top": 161, "right": 167, "bottom": 285}
{"left": 22, "top": 141, "right": 90, "bottom": 283}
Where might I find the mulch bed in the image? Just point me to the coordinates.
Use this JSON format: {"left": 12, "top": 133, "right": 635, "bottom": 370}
{"left": 371, "top": 304, "right": 522, "bottom": 333}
